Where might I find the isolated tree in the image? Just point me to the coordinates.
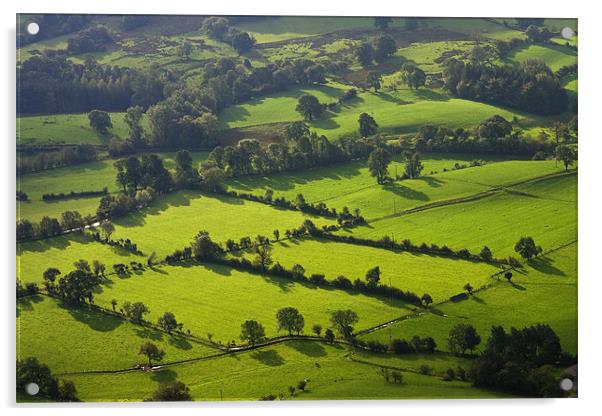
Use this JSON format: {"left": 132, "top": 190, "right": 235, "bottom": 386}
{"left": 330, "top": 309, "right": 359, "bottom": 338}
{"left": 365, "top": 266, "right": 381, "bottom": 287}
{"left": 110, "top": 298, "right": 118, "bottom": 311}
{"left": 374, "top": 17, "right": 393, "bottom": 31}
{"left": 403, "top": 152, "right": 424, "bottom": 179}
{"left": 448, "top": 324, "right": 481, "bottom": 354}
{"left": 296, "top": 94, "right": 323, "bottom": 121}
{"left": 253, "top": 243, "right": 273, "bottom": 271}
{"left": 464, "top": 283, "right": 474, "bottom": 295}
{"left": 401, "top": 63, "right": 426, "bottom": 89}
{"left": 88, "top": 110, "right": 112, "bottom": 134}
{"left": 231, "top": 32, "right": 255, "bottom": 54}
{"left": 367, "top": 147, "right": 391, "bottom": 184}
{"left": 99, "top": 220, "right": 115, "bottom": 241}
{"left": 148, "top": 381, "right": 192, "bottom": 401}
{"left": 139, "top": 341, "right": 165, "bottom": 367}
{"left": 358, "top": 113, "right": 378, "bottom": 137}
{"left": 374, "top": 35, "right": 397, "bottom": 62}
{"left": 312, "top": 324, "right": 322, "bottom": 336}
{"left": 240, "top": 320, "right": 266, "bottom": 346}
{"left": 555, "top": 145, "right": 577, "bottom": 171}
{"left": 201, "top": 16, "right": 229, "bottom": 40}
{"left": 504, "top": 271, "right": 513, "bottom": 282}
{"left": 324, "top": 328, "right": 335, "bottom": 343}
{"left": 421, "top": 293, "right": 433, "bottom": 308}
{"left": 276, "top": 307, "right": 305, "bottom": 335}
{"left": 514, "top": 236, "right": 541, "bottom": 260}
{"left": 272, "top": 229, "right": 280, "bottom": 241}
{"left": 158, "top": 312, "right": 179, "bottom": 334}
{"left": 355, "top": 43, "right": 374, "bottom": 67}
{"left": 123, "top": 301, "right": 149, "bottom": 323}
{"left": 366, "top": 72, "right": 382, "bottom": 92}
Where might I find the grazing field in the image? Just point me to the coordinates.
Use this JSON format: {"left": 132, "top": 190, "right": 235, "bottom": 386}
{"left": 111, "top": 191, "right": 336, "bottom": 257}
{"left": 345, "top": 172, "right": 577, "bottom": 258}
{"left": 93, "top": 262, "right": 411, "bottom": 343}
{"left": 17, "top": 233, "right": 136, "bottom": 285}
{"left": 420, "top": 18, "right": 524, "bottom": 41}
{"left": 229, "top": 159, "right": 564, "bottom": 221}
{"left": 17, "top": 112, "right": 149, "bottom": 145}
{"left": 221, "top": 84, "right": 537, "bottom": 138}
{"left": 17, "top": 295, "right": 218, "bottom": 373}
{"left": 66, "top": 341, "right": 509, "bottom": 401}
{"left": 504, "top": 44, "right": 577, "bottom": 72}
{"left": 240, "top": 237, "right": 500, "bottom": 301}
{"left": 392, "top": 41, "right": 475, "bottom": 74}
{"left": 360, "top": 243, "right": 577, "bottom": 354}
{"left": 17, "top": 152, "right": 207, "bottom": 222}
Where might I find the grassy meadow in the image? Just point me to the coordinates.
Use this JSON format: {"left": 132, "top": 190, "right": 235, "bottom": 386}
{"left": 360, "top": 243, "right": 578, "bottom": 354}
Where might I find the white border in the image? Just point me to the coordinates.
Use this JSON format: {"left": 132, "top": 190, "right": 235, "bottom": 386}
{"left": 2, "top": 0, "right": 600, "bottom": 415}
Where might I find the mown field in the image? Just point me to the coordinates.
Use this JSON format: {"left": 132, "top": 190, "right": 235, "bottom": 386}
{"left": 239, "top": 237, "right": 500, "bottom": 301}
{"left": 17, "top": 112, "right": 150, "bottom": 145}
{"left": 92, "top": 262, "right": 411, "bottom": 343}
{"left": 360, "top": 242, "right": 577, "bottom": 354}
{"left": 65, "top": 341, "right": 509, "bottom": 401}
{"left": 345, "top": 172, "right": 577, "bottom": 258}
{"left": 17, "top": 151, "right": 207, "bottom": 222}
{"left": 17, "top": 295, "right": 218, "bottom": 373}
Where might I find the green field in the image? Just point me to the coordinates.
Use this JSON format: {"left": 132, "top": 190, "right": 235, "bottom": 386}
{"left": 220, "top": 84, "right": 539, "bottom": 138}
{"left": 17, "top": 233, "right": 136, "bottom": 285}
{"left": 111, "top": 190, "right": 336, "bottom": 257}
{"left": 420, "top": 18, "right": 524, "bottom": 41}
{"left": 361, "top": 243, "right": 577, "bottom": 354}
{"left": 17, "top": 295, "right": 218, "bottom": 373}
{"left": 344, "top": 172, "right": 576, "bottom": 258}
{"left": 17, "top": 152, "right": 207, "bottom": 222}
{"left": 65, "top": 341, "right": 508, "bottom": 401}
{"left": 229, "top": 158, "right": 564, "bottom": 221}
{"left": 17, "top": 112, "right": 150, "bottom": 145}
{"left": 92, "top": 262, "right": 411, "bottom": 343}
{"left": 505, "top": 44, "right": 577, "bottom": 72}
{"left": 241, "top": 237, "right": 500, "bottom": 301}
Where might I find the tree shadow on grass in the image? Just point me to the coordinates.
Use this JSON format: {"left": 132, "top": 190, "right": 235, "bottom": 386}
{"left": 415, "top": 176, "right": 444, "bottom": 188}
{"left": 64, "top": 304, "right": 123, "bottom": 332}
{"left": 287, "top": 340, "right": 327, "bottom": 357}
{"left": 382, "top": 182, "right": 429, "bottom": 202}
{"left": 510, "top": 281, "right": 527, "bottom": 291}
{"left": 149, "top": 368, "right": 178, "bottom": 383}
{"left": 527, "top": 256, "right": 566, "bottom": 277}
{"left": 135, "top": 328, "right": 164, "bottom": 342}
{"left": 16, "top": 294, "right": 44, "bottom": 316}
{"left": 168, "top": 335, "right": 193, "bottom": 350}
{"left": 250, "top": 349, "right": 285, "bottom": 366}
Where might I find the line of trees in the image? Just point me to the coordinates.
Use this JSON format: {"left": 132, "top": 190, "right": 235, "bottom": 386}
{"left": 17, "top": 210, "right": 94, "bottom": 241}
{"left": 17, "top": 144, "right": 98, "bottom": 174}
{"left": 42, "top": 187, "right": 108, "bottom": 201}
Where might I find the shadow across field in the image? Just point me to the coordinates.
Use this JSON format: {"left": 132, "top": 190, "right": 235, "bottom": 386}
{"left": 251, "top": 349, "right": 285, "bottom": 366}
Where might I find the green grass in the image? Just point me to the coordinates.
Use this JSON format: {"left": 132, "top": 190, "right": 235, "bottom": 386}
{"left": 229, "top": 158, "right": 563, "bottom": 221}
{"left": 504, "top": 44, "right": 577, "bottom": 72}
{"left": 240, "top": 237, "right": 500, "bottom": 302}
{"left": 420, "top": 18, "right": 525, "bottom": 41}
{"left": 17, "top": 295, "right": 217, "bottom": 373}
{"left": 17, "top": 233, "right": 137, "bottom": 285}
{"left": 92, "top": 262, "right": 411, "bottom": 344}
{"left": 220, "top": 82, "right": 544, "bottom": 138}
{"left": 17, "top": 152, "right": 207, "bottom": 222}
{"left": 64, "top": 341, "right": 508, "bottom": 401}
{"left": 17, "top": 113, "right": 149, "bottom": 145}
{"left": 392, "top": 41, "right": 475, "bottom": 74}
{"left": 343, "top": 171, "right": 576, "bottom": 258}
{"left": 110, "top": 190, "right": 336, "bottom": 257}
{"left": 236, "top": 17, "right": 405, "bottom": 44}
{"left": 360, "top": 243, "right": 577, "bottom": 354}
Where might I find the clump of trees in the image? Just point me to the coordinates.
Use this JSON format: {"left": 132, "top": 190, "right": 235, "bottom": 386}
{"left": 139, "top": 341, "right": 165, "bottom": 367}
{"left": 67, "top": 25, "right": 113, "bottom": 54}
{"left": 469, "top": 324, "right": 574, "bottom": 397}
{"left": 358, "top": 113, "right": 378, "bottom": 137}
{"left": 355, "top": 35, "right": 398, "bottom": 67}
{"left": 514, "top": 236, "right": 542, "bottom": 260}
{"left": 88, "top": 110, "right": 112, "bottom": 134}
{"left": 17, "top": 357, "right": 79, "bottom": 401}
{"left": 443, "top": 58, "right": 568, "bottom": 115}
{"left": 146, "top": 381, "right": 192, "bottom": 401}
{"left": 276, "top": 307, "right": 305, "bottom": 335}
{"left": 367, "top": 147, "right": 391, "bottom": 184}
{"left": 448, "top": 323, "right": 481, "bottom": 355}
{"left": 389, "top": 336, "right": 437, "bottom": 355}
{"left": 296, "top": 94, "right": 324, "bottom": 121}
{"left": 240, "top": 320, "right": 266, "bottom": 346}
{"left": 400, "top": 63, "right": 426, "bottom": 89}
